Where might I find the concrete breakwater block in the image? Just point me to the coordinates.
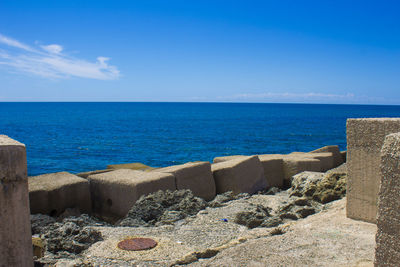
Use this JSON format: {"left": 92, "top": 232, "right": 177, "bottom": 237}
{"left": 347, "top": 118, "right": 400, "bottom": 223}
{"left": 213, "top": 155, "right": 246, "bottom": 163}
{"left": 310, "top": 145, "right": 343, "bottom": 167}
{"left": 281, "top": 155, "right": 321, "bottom": 187}
{"left": 304, "top": 152, "right": 335, "bottom": 172}
{"left": 76, "top": 169, "right": 113, "bottom": 179}
{"left": 88, "top": 169, "right": 175, "bottom": 220}
{"left": 214, "top": 153, "right": 323, "bottom": 188}
{"left": 375, "top": 132, "right": 400, "bottom": 266}
{"left": 211, "top": 156, "right": 266, "bottom": 194}
{"left": 29, "top": 172, "right": 91, "bottom": 216}
{"left": 214, "top": 154, "right": 285, "bottom": 188}
{"left": 257, "top": 154, "right": 285, "bottom": 188}
{"left": 0, "top": 135, "right": 33, "bottom": 267}
{"left": 156, "top": 162, "right": 216, "bottom": 201}
{"left": 107, "top": 162, "right": 155, "bottom": 171}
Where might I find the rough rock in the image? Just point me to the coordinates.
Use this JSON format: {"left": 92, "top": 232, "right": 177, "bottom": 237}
{"left": 234, "top": 204, "right": 271, "bottom": 229}
{"left": 290, "top": 171, "right": 347, "bottom": 204}
{"left": 208, "top": 191, "right": 250, "bottom": 208}
{"left": 32, "top": 213, "right": 107, "bottom": 265}
{"left": 118, "top": 189, "right": 207, "bottom": 227}
{"left": 290, "top": 171, "right": 325, "bottom": 197}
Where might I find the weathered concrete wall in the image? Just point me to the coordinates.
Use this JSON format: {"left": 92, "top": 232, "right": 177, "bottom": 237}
{"left": 0, "top": 135, "right": 33, "bottom": 267}
{"left": 347, "top": 118, "right": 400, "bottom": 223}
{"left": 29, "top": 172, "right": 92, "bottom": 216}
{"left": 157, "top": 162, "right": 216, "bottom": 201}
{"left": 374, "top": 132, "right": 400, "bottom": 266}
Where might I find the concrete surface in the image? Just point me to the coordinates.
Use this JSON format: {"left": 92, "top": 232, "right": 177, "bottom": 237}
{"left": 346, "top": 118, "right": 400, "bottom": 223}
{"left": 374, "top": 132, "right": 400, "bottom": 266}
{"left": 211, "top": 156, "right": 266, "bottom": 194}
{"left": 88, "top": 169, "right": 175, "bottom": 221}
{"left": 29, "top": 172, "right": 91, "bottom": 216}
{"left": 310, "top": 145, "right": 344, "bottom": 168}
{"left": 157, "top": 162, "right": 216, "bottom": 201}
{"left": 0, "top": 135, "right": 33, "bottom": 267}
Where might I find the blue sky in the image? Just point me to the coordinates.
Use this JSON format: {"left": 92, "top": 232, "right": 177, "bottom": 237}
{"left": 0, "top": 0, "right": 399, "bottom": 104}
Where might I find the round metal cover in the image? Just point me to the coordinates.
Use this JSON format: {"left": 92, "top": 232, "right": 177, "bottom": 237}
{"left": 117, "top": 237, "right": 158, "bottom": 251}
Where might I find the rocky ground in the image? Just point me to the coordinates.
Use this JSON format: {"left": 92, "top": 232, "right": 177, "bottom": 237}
{"left": 32, "top": 163, "right": 377, "bottom": 266}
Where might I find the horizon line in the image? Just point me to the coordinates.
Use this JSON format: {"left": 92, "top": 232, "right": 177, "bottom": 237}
{"left": 0, "top": 101, "right": 399, "bottom": 106}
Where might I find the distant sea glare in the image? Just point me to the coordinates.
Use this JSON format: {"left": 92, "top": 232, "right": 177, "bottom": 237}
{"left": 1, "top": 102, "right": 399, "bottom": 176}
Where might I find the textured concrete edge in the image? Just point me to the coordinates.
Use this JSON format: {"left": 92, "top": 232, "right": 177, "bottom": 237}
{"left": 374, "top": 132, "right": 400, "bottom": 266}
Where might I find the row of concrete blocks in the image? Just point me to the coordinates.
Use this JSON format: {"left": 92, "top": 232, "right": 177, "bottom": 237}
{"left": 28, "top": 145, "right": 344, "bottom": 221}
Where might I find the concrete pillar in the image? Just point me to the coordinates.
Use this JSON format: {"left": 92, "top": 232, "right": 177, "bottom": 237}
{"left": 346, "top": 118, "right": 400, "bottom": 223}
{"left": 374, "top": 132, "right": 400, "bottom": 266}
{"left": 0, "top": 135, "right": 33, "bottom": 267}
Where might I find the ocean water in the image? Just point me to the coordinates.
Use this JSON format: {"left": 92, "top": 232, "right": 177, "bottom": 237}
{"left": 1, "top": 102, "right": 399, "bottom": 176}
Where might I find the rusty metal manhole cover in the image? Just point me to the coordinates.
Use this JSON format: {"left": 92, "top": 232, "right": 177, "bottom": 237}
{"left": 117, "top": 237, "right": 158, "bottom": 251}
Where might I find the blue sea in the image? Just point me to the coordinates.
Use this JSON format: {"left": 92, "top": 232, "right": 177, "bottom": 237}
{"left": 1, "top": 102, "right": 400, "bottom": 176}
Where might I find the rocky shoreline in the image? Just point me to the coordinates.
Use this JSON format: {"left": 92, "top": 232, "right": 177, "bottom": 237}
{"left": 33, "top": 163, "right": 347, "bottom": 266}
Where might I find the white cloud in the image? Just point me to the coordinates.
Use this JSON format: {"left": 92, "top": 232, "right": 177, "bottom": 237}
{"left": 0, "top": 33, "right": 120, "bottom": 80}
{"left": 40, "top": 44, "right": 63, "bottom": 54}
{"left": 0, "top": 34, "right": 35, "bottom": 52}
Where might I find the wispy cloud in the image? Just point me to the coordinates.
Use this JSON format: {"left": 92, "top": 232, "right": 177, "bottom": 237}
{"left": 217, "top": 92, "right": 362, "bottom": 104}
{"left": 0, "top": 33, "right": 120, "bottom": 80}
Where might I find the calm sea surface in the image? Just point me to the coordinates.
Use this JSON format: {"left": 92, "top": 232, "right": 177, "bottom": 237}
{"left": 1, "top": 102, "right": 399, "bottom": 176}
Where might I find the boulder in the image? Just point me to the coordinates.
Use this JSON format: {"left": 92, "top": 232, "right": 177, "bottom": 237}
{"left": 29, "top": 172, "right": 91, "bottom": 216}
{"left": 157, "top": 162, "right": 216, "bottom": 201}
{"left": 310, "top": 145, "right": 343, "bottom": 167}
{"left": 211, "top": 156, "right": 266, "bottom": 194}
{"left": 88, "top": 169, "right": 175, "bottom": 221}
